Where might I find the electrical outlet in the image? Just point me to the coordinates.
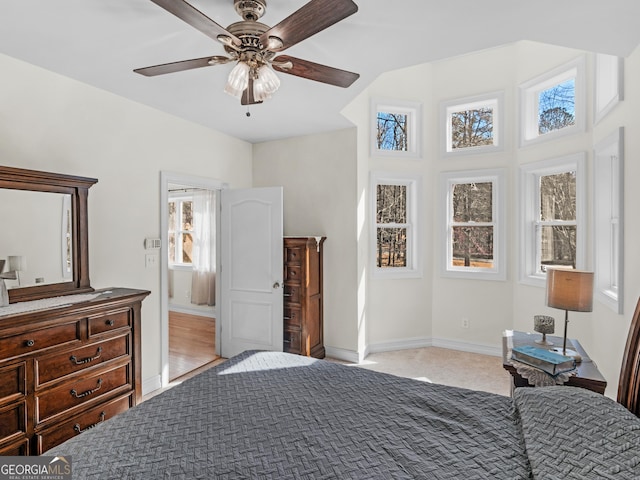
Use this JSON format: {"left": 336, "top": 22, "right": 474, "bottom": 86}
{"left": 461, "top": 317, "right": 470, "bottom": 329}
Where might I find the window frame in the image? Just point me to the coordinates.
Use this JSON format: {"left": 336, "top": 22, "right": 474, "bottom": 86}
{"left": 440, "top": 169, "right": 506, "bottom": 281}
{"left": 370, "top": 171, "right": 422, "bottom": 279}
{"left": 370, "top": 98, "right": 422, "bottom": 159}
{"left": 168, "top": 192, "right": 195, "bottom": 270}
{"left": 518, "top": 153, "right": 587, "bottom": 287}
{"left": 440, "top": 91, "right": 504, "bottom": 157}
{"left": 519, "top": 56, "right": 586, "bottom": 147}
{"left": 593, "top": 127, "right": 624, "bottom": 313}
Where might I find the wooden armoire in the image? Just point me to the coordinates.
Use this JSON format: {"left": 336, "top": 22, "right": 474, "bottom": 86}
{"left": 283, "top": 237, "right": 326, "bottom": 358}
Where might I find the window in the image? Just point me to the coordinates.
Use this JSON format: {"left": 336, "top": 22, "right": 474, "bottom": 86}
{"left": 371, "top": 99, "right": 422, "bottom": 158}
{"left": 168, "top": 193, "right": 194, "bottom": 267}
{"left": 519, "top": 57, "right": 585, "bottom": 146}
{"left": 371, "top": 172, "right": 421, "bottom": 278}
{"left": 594, "top": 54, "right": 624, "bottom": 125}
{"left": 441, "top": 92, "right": 503, "bottom": 156}
{"left": 519, "top": 153, "right": 586, "bottom": 286}
{"left": 440, "top": 169, "right": 506, "bottom": 280}
{"left": 594, "top": 128, "right": 624, "bottom": 313}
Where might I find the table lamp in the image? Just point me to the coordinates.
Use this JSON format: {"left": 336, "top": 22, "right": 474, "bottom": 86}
{"left": 546, "top": 268, "right": 593, "bottom": 362}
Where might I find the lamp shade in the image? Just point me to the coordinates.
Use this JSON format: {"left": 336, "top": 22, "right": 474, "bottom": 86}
{"left": 8, "top": 255, "right": 26, "bottom": 272}
{"left": 546, "top": 269, "right": 594, "bottom": 312}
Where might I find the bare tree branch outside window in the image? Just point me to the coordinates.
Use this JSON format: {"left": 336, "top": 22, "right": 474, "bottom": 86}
{"left": 451, "top": 182, "right": 494, "bottom": 268}
{"left": 451, "top": 108, "right": 494, "bottom": 149}
{"left": 377, "top": 112, "right": 408, "bottom": 151}
{"left": 539, "top": 171, "right": 576, "bottom": 270}
{"left": 376, "top": 184, "right": 407, "bottom": 267}
{"left": 538, "top": 79, "right": 575, "bottom": 135}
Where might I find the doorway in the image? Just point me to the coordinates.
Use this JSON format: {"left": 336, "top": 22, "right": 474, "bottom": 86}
{"left": 161, "top": 172, "right": 227, "bottom": 385}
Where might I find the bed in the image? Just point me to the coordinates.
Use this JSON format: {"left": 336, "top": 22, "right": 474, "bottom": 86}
{"left": 50, "top": 306, "right": 640, "bottom": 479}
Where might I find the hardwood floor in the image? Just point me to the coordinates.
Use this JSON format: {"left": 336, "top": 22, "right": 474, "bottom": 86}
{"left": 169, "top": 310, "right": 219, "bottom": 381}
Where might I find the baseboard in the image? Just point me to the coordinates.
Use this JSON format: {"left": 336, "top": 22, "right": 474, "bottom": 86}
{"left": 366, "top": 337, "right": 433, "bottom": 355}
{"left": 142, "top": 374, "right": 162, "bottom": 397}
{"left": 324, "top": 346, "right": 361, "bottom": 364}
{"left": 326, "top": 337, "right": 501, "bottom": 364}
{"left": 168, "top": 304, "right": 216, "bottom": 318}
{"left": 431, "top": 337, "right": 502, "bottom": 357}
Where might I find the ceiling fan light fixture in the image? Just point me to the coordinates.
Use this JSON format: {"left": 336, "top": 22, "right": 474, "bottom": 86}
{"left": 224, "top": 61, "right": 251, "bottom": 98}
{"left": 253, "top": 64, "right": 280, "bottom": 101}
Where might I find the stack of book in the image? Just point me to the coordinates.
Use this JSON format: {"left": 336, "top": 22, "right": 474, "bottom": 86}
{"left": 511, "top": 345, "right": 576, "bottom": 375}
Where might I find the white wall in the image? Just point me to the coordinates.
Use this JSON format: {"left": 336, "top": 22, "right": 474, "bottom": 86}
{"left": 340, "top": 41, "right": 640, "bottom": 396}
{"left": 0, "top": 53, "right": 253, "bottom": 384}
{"left": 252, "top": 129, "right": 359, "bottom": 359}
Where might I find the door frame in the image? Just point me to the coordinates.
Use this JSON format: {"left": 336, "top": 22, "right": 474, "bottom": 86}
{"left": 160, "top": 171, "right": 228, "bottom": 388}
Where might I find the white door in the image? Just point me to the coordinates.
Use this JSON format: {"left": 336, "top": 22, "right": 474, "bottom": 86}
{"left": 220, "top": 187, "right": 283, "bottom": 358}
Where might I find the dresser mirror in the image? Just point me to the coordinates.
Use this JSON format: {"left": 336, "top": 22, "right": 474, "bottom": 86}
{"left": 0, "top": 166, "right": 98, "bottom": 304}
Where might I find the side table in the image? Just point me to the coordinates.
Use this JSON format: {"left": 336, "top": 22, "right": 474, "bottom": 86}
{"left": 502, "top": 330, "right": 607, "bottom": 395}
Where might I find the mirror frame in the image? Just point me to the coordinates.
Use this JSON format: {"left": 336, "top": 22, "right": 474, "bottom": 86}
{"left": 0, "top": 166, "right": 98, "bottom": 304}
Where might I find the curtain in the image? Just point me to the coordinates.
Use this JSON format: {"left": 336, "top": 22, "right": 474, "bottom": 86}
{"left": 190, "top": 190, "right": 216, "bottom": 306}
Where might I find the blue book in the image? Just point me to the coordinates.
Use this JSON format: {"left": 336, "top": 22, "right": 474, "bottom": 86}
{"left": 511, "top": 345, "right": 576, "bottom": 375}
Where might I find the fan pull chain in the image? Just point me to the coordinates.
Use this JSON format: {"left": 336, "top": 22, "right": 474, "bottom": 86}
{"left": 246, "top": 107, "right": 251, "bottom": 117}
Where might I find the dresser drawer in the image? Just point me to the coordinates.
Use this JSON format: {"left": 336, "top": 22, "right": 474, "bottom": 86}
{"left": 283, "top": 285, "right": 301, "bottom": 304}
{"left": 88, "top": 308, "right": 131, "bottom": 337}
{"left": 0, "top": 438, "right": 29, "bottom": 456}
{"left": 35, "top": 334, "right": 131, "bottom": 388}
{"left": 36, "top": 364, "right": 131, "bottom": 424}
{"left": 0, "top": 401, "right": 26, "bottom": 441}
{"left": 283, "top": 330, "right": 301, "bottom": 354}
{"left": 285, "top": 246, "right": 303, "bottom": 265}
{"left": 284, "top": 305, "right": 302, "bottom": 329}
{"left": 37, "top": 393, "right": 133, "bottom": 454}
{"left": 0, "top": 362, "right": 26, "bottom": 404}
{"left": 284, "top": 265, "right": 302, "bottom": 284}
{"left": 0, "top": 322, "right": 80, "bottom": 360}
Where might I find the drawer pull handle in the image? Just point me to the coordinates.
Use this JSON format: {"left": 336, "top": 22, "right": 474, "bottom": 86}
{"left": 106, "top": 319, "right": 115, "bottom": 327}
{"left": 70, "top": 347, "right": 103, "bottom": 365}
{"left": 74, "top": 411, "right": 106, "bottom": 434}
{"left": 25, "top": 339, "right": 35, "bottom": 347}
{"left": 283, "top": 293, "right": 293, "bottom": 298}
{"left": 284, "top": 316, "right": 291, "bottom": 320}
{"left": 70, "top": 379, "right": 102, "bottom": 399}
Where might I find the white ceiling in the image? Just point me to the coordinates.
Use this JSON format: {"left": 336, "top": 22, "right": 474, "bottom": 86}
{"left": 2, "top": 0, "right": 640, "bottom": 143}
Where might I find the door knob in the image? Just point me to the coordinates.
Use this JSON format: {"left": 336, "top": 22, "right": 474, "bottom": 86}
{"left": 273, "top": 282, "right": 281, "bottom": 289}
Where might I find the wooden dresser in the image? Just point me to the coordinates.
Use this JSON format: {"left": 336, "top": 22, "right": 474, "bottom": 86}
{"left": 283, "top": 237, "right": 325, "bottom": 358}
{"left": 0, "top": 288, "right": 149, "bottom": 455}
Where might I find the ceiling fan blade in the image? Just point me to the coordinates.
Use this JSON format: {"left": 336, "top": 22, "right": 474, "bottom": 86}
{"left": 134, "top": 56, "right": 227, "bottom": 76}
{"left": 150, "top": 0, "right": 240, "bottom": 45}
{"left": 260, "top": 0, "right": 357, "bottom": 52}
{"left": 241, "top": 77, "right": 263, "bottom": 105}
{"left": 272, "top": 55, "right": 359, "bottom": 88}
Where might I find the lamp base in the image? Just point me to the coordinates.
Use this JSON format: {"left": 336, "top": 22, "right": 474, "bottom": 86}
{"left": 550, "top": 347, "right": 582, "bottom": 363}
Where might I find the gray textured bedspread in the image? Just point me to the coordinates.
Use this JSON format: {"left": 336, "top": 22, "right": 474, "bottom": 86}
{"left": 49, "top": 351, "right": 640, "bottom": 479}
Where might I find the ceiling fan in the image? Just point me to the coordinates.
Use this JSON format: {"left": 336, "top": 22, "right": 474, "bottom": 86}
{"left": 134, "top": 0, "right": 360, "bottom": 106}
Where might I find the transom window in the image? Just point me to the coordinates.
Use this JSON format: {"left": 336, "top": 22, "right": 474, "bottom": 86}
{"left": 440, "top": 169, "right": 505, "bottom": 280}
{"left": 371, "top": 99, "right": 421, "bottom": 158}
{"left": 168, "top": 194, "right": 194, "bottom": 266}
{"left": 371, "top": 172, "right": 421, "bottom": 278}
{"left": 519, "top": 57, "right": 585, "bottom": 146}
{"left": 519, "top": 153, "right": 586, "bottom": 285}
{"left": 377, "top": 112, "right": 408, "bottom": 152}
{"left": 441, "top": 92, "right": 503, "bottom": 156}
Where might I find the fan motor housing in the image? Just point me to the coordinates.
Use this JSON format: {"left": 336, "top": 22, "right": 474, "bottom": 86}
{"left": 234, "top": 0, "right": 267, "bottom": 21}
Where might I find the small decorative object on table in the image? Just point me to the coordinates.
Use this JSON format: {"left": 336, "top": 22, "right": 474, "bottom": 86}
{"left": 533, "top": 315, "right": 554, "bottom": 346}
